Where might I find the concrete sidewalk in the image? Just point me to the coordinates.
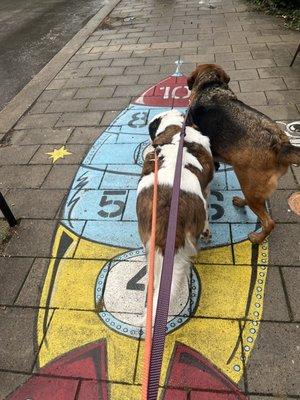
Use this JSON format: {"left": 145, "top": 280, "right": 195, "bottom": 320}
{"left": 0, "top": 0, "right": 299, "bottom": 399}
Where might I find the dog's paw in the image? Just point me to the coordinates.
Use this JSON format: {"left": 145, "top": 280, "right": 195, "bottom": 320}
{"left": 201, "top": 228, "right": 212, "bottom": 243}
{"left": 248, "top": 231, "right": 264, "bottom": 245}
{"left": 233, "top": 196, "right": 247, "bottom": 207}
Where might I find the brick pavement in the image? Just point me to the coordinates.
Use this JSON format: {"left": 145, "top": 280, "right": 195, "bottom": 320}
{"left": 0, "top": 0, "right": 299, "bottom": 399}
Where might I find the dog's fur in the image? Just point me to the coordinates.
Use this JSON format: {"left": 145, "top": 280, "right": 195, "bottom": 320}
{"left": 136, "top": 109, "right": 214, "bottom": 321}
{"left": 187, "top": 64, "right": 300, "bottom": 244}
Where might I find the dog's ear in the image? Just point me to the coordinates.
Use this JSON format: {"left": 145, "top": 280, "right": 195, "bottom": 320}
{"left": 187, "top": 69, "right": 198, "bottom": 90}
{"left": 216, "top": 65, "right": 230, "bottom": 84}
{"left": 148, "top": 116, "right": 162, "bottom": 141}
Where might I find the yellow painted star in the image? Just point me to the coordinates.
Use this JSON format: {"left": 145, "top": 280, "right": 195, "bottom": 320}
{"left": 46, "top": 146, "right": 72, "bottom": 163}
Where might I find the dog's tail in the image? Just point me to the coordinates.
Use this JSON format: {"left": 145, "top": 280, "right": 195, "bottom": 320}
{"left": 145, "top": 238, "right": 196, "bottom": 325}
{"left": 278, "top": 143, "right": 300, "bottom": 166}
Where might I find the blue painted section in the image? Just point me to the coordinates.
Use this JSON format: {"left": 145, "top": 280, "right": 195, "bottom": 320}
{"left": 63, "top": 102, "right": 258, "bottom": 249}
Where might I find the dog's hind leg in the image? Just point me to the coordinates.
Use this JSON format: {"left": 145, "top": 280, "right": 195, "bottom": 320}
{"left": 233, "top": 168, "right": 277, "bottom": 244}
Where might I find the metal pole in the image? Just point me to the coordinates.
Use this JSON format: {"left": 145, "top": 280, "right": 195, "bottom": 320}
{"left": 290, "top": 43, "right": 300, "bottom": 67}
{"left": 0, "top": 192, "right": 17, "bottom": 227}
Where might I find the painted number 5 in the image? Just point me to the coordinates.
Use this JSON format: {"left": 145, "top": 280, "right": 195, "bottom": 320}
{"left": 98, "top": 190, "right": 126, "bottom": 218}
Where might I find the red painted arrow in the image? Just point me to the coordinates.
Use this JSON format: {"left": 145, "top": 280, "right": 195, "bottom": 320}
{"left": 162, "top": 342, "right": 248, "bottom": 400}
{"left": 7, "top": 340, "right": 108, "bottom": 400}
{"left": 134, "top": 75, "right": 190, "bottom": 107}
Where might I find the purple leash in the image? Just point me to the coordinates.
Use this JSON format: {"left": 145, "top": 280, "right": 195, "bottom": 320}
{"left": 147, "top": 112, "right": 188, "bottom": 399}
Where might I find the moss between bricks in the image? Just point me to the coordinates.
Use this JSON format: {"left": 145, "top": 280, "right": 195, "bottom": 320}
{"left": 246, "top": 0, "right": 300, "bottom": 30}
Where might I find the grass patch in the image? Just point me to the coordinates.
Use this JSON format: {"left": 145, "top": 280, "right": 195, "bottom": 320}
{"left": 246, "top": 0, "right": 300, "bottom": 30}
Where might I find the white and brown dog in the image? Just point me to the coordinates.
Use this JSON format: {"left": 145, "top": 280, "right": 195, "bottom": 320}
{"left": 136, "top": 109, "right": 214, "bottom": 322}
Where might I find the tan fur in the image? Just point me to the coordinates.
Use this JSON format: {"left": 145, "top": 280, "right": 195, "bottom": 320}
{"left": 188, "top": 63, "right": 300, "bottom": 244}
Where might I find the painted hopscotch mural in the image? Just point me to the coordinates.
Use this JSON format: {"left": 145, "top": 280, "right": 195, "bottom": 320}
{"left": 8, "top": 66, "right": 276, "bottom": 399}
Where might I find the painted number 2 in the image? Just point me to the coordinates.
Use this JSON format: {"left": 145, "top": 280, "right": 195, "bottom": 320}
{"left": 98, "top": 190, "right": 126, "bottom": 218}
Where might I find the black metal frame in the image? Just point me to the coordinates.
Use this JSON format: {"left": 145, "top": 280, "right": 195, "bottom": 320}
{"left": 0, "top": 192, "right": 17, "bottom": 227}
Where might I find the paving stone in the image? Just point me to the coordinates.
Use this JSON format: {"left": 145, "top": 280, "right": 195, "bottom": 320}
{"left": 183, "top": 54, "right": 215, "bottom": 63}
{"left": 68, "top": 127, "right": 105, "bottom": 144}
{"left": 237, "top": 92, "right": 267, "bottom": 106}
{"left": 75, "top": 86, "right": 116, "bottom": 99}
{"left": 0, "top": 257, "right": 34, "bottom": 304}
{"left": 214, "top": 36, "right": 247, "bottom": 45}
{"left": 247, "top": 34, "right": 282, "bottom": 43}
{"left": 291, "top": 166, "right": 300, "bottom": 185}
{"left": 55, "top": 67, "right": 91, "bottom": 79}
{"left": 0, "top": 371, "right": 29, "bottom": 400}
{"left": 6, "top": 189, "right": 66, "bottom": 219}
{"left": 29, "top": 101, "right": 51, "bottom": 114}
{"left": 229, "top": 81, "right": 240, "bottom": 93}
{"left": 100, "top": 50, "right": 133, "bottom": 59}
{"left": 88, "top": 66, "right": 125, "bottom": 76}
{"left": 15, "top": 114, "right": 61, "bottom": 130}
{"left": 71, "top": 53, "right": 100, "bottom": 62}
{"left": 111, "top": 57, "right": 145, "bottom": 66}
{"left": 63, "top": 76, "right": 102, "bottom": 89}
{"left": 78, "top": 59, "right": 112, "bottom": 70}
{"left": 227, "top": 69, "right": 259, "bottom": 81}
{"left": 215, "top": 52, "right": 252, "bottom": 62}
{"left": 46, "top": 99, "right": 89, "bottom": 113}
{"left": 100, "top": 110, "right": 120, "bottom": 126}
{"left": 55, "top": 111, "right": 103, "bottom": 127}
{"left": 0, "top": 307, "right": 50, "bottom": 371}
{"left": 124, "top": 64, "right": 160, "bottom": 75}
{"left": 236, "top": 59, "right": 276, "bottom": 69}
{"left": 246, "top": 322, "right": 299, "bottom": 395}
{"left": 0, "top": 165, "right": 51, "bottom": 189}
{"left": 37, "top": 90, "right": 59, "bottom": 102}
{"left": 101, "top": 75, "right": 138, "bottom": 87}
{"left": 138, "top": 73, "right": 168, "bottom": 84}
{"left": 269, "top": 224, "right": 300, "bottom": 266}
{"left": 113, "top": 84, "right": 149, "bottom": 97}
{"left": 255, "top": 105, "right": 299, "bottom": 120}
{"left": 262, "top": 267, "right": 290, "bottom": 321}
{"left": 281, "top": 268, "right": 300, "bottom": 321}
{"left": 15, "top": 258, "right": 50, "bottom": 307}
{"left": 274, "top": 57, "right": 299, "bottom": 67}
{"left": 4, "top": 219, "right": 57, "bottom": 257}
{"left": 88, "top": 97, "right": 129, "bottom": 111}
{"left": 277, "top": 167, "right": 299, "bottom": 190}
{"left": 240, "top": 78, "right": 286, "bottom": 92}
{"left": 284, "top": 77, "right": 300, "bottom": 90}
{"left": 42, "top": 165, "right": 78, "bottom": 189}
{"left": 0, "top": 145, "right": 38, "bottom": 165}
{"left": 30, "top": 144, "right": 88, "bottom": 165}
{"left": 266, "top": 90, "right": 300, "bottom": 105}
{"left": 258, "top": 66, "right": 300, "bottom": 79}
{"left": 10, "top": 128, "right": 73, "bottom": 145}
{"left": 90, "top": 44, "right": 121, "bottom": 54}
{"left": 56, "top": 88, "right": 78, "bottom": 100}
{"left": 270, "top": 190, "right": 300, "bottom": 223}
{"left": 47, "top": 79, "right": 67, "bottom": 90}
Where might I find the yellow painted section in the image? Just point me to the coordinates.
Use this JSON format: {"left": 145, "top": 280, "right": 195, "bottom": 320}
{"left": 38, "top": 223, "right": 269, "bottom": 396}
{"left": 39, "top": 309, "right": 139, "bottom": 384}
{"left": 194, "top": 264, "right": 252, "bottom": 318}
{"left": 194, "top": 243, "right": 233, "bottom": 265}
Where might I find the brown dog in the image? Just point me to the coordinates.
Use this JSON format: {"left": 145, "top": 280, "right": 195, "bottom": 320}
{"left": 187, "top": 64, "right": 300, "bottom": 244}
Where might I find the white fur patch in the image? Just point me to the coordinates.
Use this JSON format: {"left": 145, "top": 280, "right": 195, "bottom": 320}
{"left": 149, "top": 109, "right": 184, "bottom": 137}
{"left": 137, "top": 144, "right": 206, "bottom": 204}
{"left": 143, "top": 238, "right": 196, "bottom": 326}
{"left": 184, "top": 127, "right": 212, "bottom": 154}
